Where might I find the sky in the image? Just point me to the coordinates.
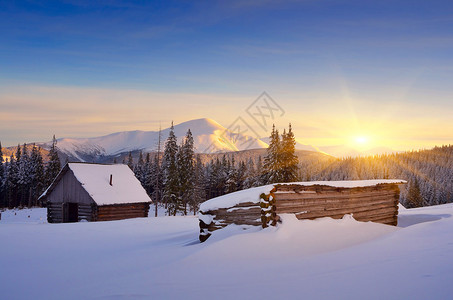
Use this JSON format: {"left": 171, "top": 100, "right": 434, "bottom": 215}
{"left": 1, "top": 0, "right": 453, "bottom": 151}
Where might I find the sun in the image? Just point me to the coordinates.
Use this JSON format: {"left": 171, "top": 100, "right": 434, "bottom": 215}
{"left": 349, "top": 135, "right": 373, "bottom": 151}
{"left": 355, "top": 136, "right": 368, "bottom": 145}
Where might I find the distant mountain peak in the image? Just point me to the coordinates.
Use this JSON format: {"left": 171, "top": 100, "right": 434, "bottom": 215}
{"left": 44, "top": 118, "right": 268, "bottom": 162}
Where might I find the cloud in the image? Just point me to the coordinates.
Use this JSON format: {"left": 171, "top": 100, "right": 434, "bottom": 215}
{"left": 0, "top": 84, "right": 254, "bottom": 146}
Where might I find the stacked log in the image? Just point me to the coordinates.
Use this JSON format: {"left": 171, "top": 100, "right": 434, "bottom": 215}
{"left": 95, "top": 203, "right": 150, "bottom": 221}
{"left": 199, "top": 201, "right": 261, "bottom": 242}
{"left": 259, "top": 188, "right": 279, "bottom": 228}
{"left": 47, "top": 202, "right": 63, "bottom": 223}
{"left": 77, "top": 204, "right": 95, "bottom": 222}
{"left": 198, "top": 182, "right": 403, "bottom": 242}
{"left": 272, "top": 183, "right": 400, "bottom": 226}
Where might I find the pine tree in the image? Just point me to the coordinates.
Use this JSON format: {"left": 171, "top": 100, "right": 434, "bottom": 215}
{"left": 255, "top": 156, "right": 265, "bottom": 187}
{"left": 162, "top": 122, "right": 180, "bottom": 216}
{"left": 134, "top": 151, "right": 145, "bottom": 187}
{"left": 18, "top": 143, "right": 32, "bottom": 206}
{"left": 5, "top": 154, "right": 18, "bottom": 207}
{"left": 406, "top": 178, "right": 424, "bottom": 208}
{"left": 127, "top": 152, "right": 134, "bottom": 170}
{"left": 142, "top": 153, "right": 153, "bottom": 195}
{"left": 45, "top": 135, "right": 61, "bottom": 187}
{"left": 243, "top": 158, "right": 256, "bottom": 189}
{"left": 0, "top": 141, "right": 4, "bottom": 208}
{"left": 150, "top": 154, "right": 163, "bottom": 215}
{"left": 225, "top": 157, "right": 238, "bottom": 194}
{"left": 28, "top": 145, "right": 45, "bottom": 206}
{"left": 189, "top": 155, "right": 206, "bottom": 215}
{"left": 263, "top": 125, "right": 282, "bottom": 184}
{"left": 178, "top": 129, "right": 195, "bottom": 215}
{"left": 281, "top": 124, "right": 299, "bottom": 182}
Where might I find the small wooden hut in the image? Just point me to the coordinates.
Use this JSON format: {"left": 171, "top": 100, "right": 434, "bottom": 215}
{"left": 40, "top": 163, "right": 152, "bottom": 223}
{"left": 199, "top": 180, "right": 406, "bottom": 242}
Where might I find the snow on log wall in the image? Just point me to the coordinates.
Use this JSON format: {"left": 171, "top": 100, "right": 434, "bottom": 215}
{"left": 199, "top": 182, "right": 403, "bottom": 242}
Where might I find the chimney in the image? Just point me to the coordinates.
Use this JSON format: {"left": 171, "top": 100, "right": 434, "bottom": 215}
{"left": 109, "top": 174, "right": 113, "bottom": 186}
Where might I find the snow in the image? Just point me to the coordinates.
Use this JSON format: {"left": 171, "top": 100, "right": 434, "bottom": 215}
{"left": 276, "top": 179, "right": 407, "bottom": 188}
{"left": 0, "top": 208, "right": 47, "bottom": 224}
{"left": 200, "top": 179, "right": 406, "bottom": 211}
{"left": 2, "top": 203, "right": 453, "bottom": 299}
{"left": 200, "top": 184, "right": 274, "bottom": 211}
{"left": 66, "top": 163, "right": 151, "bottom": 205}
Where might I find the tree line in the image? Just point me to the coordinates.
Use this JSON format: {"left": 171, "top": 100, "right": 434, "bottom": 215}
{"left": 1, "top": 128, "right": 452, "bottom": 212}
{"left": 124, "top": 123, "right": 299, "bottom": 216}
{"left": 298, "top": 145, "right": 453, "bottom": 208}
{"left": 0, "top": 136, "right": 61, "bottom": 208}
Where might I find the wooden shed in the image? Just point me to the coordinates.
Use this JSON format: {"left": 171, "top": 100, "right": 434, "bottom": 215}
{"left": 199, "top": 180, "right": 406, "bottom": 242}
{"left": 40, "top": 163, "right": 152, "bottom": 223}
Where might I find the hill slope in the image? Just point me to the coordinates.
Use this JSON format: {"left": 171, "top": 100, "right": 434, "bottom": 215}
{"left": 1, "top": 203, "right": 453, "bottom": 299}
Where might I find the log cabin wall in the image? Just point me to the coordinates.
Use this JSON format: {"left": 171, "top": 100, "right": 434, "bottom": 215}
{"left": 199, "top": 201, "right": 261, "bottom": 242}
{"left": 270, "top": 183, "right": 400, "bottom": 226}
{"left": 95, "top": 203, "right": 150, "bottom": 221}
{"left": 46, "top": 169, "right": 95, "bottom": 223}
{"left": 47, "top": 202, "right": 95, "bottom": 223}
{"left": 199, "top": 183, "right": 402, "bottom": 242}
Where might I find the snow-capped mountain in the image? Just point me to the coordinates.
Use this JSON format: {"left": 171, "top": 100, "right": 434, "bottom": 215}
{"left": 44, "top": 118, "right": 269, "bottom": 162}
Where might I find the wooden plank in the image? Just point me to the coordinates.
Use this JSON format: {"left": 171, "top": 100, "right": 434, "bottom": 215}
{"left": 277, "top": 201, "right": 396, "bottom": 215}
{"left": 276, "top": 199, "right": 397, "bottom": 214}
{"left": 274, "top": 190, "right": 398, "bottom": 201}
{"left": 97, "top": 213, "right": 147, "bottom": 219}
{"left": 293, "top": 206, "right": 397, "bottom": 221}
{"left": 98, "top": 207, "right": 147, "bottom": 213}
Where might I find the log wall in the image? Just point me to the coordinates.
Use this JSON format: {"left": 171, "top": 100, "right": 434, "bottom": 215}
{"left": 47, "top": 202, "right": 150, "bottom": 223}
{"left": 95, "top": 203, "right": 150, "bottom": 221}
{"left": 199, "top": 202, "right": 261, "bottom": 242}
{"left": 199, "top": 183, "right": 402, "bottom": 242}
{"left": 270, "top": 184, "right": 400, "bottom": 226}
{"left": 47, "top": 202, "right": 96, "bottom": 223}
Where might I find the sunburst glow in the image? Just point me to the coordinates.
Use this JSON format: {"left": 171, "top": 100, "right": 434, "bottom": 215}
{"left": 355, "top": 136, "right": 369, "bottom": 145}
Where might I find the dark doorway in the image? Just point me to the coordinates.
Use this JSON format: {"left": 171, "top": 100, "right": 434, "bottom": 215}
{"left": 64, "top": 203, "right": 78, "bottom": 222}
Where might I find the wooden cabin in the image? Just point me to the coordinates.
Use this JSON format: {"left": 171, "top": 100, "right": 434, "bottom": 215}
{"left": 40, "top": 163, "right": 152, "bottom": 223}
{"left": 199, "top": 180, "right": 406, "bottom": 242}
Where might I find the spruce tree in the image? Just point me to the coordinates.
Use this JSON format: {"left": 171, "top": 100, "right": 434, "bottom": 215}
{"left": 29, "top": 145, "right": 45, "bottom": 207}
{"left": 162, "top": 122, "right": 180, "bottom": 216}
{"left": 127, "top": 152, "right": 134, "bottom": 170}
{"left": 255, "top": 156, "right": 265, "bottom": 187}
{"left": 406, "top": 178, "right": 424, "bottom": 208}
{"left": 243, "top": 158, "right": 256, "bottom": 189}
{"left": 134, "top": 151, "right": 145, "bottom": 186}
{"left": 150, "top": 154, "right": 163, "bottom": 215}
{"left": 0, "top": 141, "right": 4, "bottom": 208}
{"left": 189, "top": 155, "right": 206, "bottom": 215}
{"left": 281, "top": 124, "right": 299, "bottom": 182}
{"left": 18, "top": 143, "right": 32, "bottom": 206}
{"left": 225, "top": 157, "right": 238, "bottom": 194}
{"left": 45, "top": 135, "right": 61, "bottom": 187}
{"left": 263, "top": 125, "right": 282, "bottom": 183}
{"left": 178, "top": 129, "right": 195, "bottom": 215}
{"left": 6, "top": 154, "right": 18, "bottom": 207}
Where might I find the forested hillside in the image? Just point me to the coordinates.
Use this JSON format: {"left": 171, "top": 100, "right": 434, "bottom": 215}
{"left": 299, "top": 145, "right": 453, "bottom": 207}
{"left": 1, "top": 131, "right": 452, "bottom": 212}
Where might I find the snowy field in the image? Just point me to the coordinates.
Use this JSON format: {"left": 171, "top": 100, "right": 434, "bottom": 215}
{"left": 1, "top": 204, "right": 453, "bottom": 299}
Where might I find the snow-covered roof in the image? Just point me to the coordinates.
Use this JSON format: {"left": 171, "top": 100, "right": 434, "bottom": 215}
{"left": 41, "top": 163, "right": 152, "bottom": 205}
{"left": 200, "top": 179, "right": 406, "bottom": 212}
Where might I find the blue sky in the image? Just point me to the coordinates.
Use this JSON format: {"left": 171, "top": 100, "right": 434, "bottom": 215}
{"left": 1, "top": 0, "right": 453, "bottom": 150}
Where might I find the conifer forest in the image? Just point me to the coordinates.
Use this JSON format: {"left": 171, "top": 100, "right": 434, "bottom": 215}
{"left": 1, "top": 126, "right": 452, "bottom": 214}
